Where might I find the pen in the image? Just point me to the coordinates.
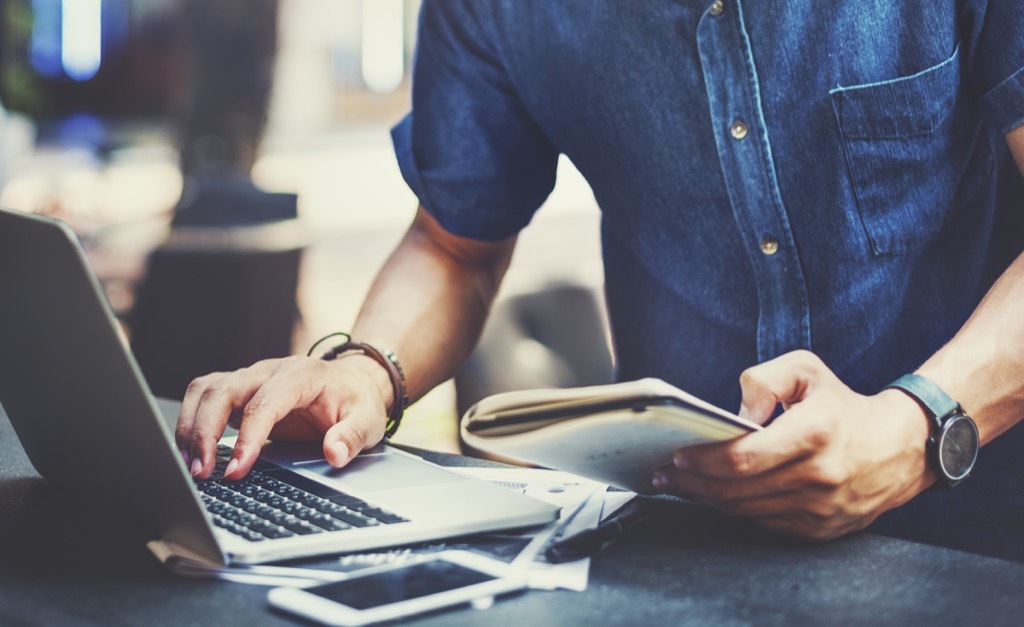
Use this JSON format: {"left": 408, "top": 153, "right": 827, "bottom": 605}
{"left": 545, "top": 500, "right": 649, "bottom": 564}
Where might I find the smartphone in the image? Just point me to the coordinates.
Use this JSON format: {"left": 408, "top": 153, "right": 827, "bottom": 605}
{"left": 267, "top": 551, "right": 526, "bottom": 626}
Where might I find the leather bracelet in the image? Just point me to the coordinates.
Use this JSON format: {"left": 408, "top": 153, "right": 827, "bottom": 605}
{"left": 307, "top": 332, "right": 409, "bottom": 439}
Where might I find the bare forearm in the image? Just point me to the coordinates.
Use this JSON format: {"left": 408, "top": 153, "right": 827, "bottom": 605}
{"left": 178, "top": 207, "right": 514, "bottom": 475}
{"left": 917, "top": 126, "right": 1024, "bottom": 442}
{"left": 918, "top": 250, "right": 1024, "bottom": 443}
{"left": 351, "top": 206, "right": 516, "bottom": 405}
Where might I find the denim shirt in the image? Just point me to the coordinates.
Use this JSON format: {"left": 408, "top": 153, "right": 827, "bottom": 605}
{"left": 392, "top": 2, "right": 1024, "bottom": 556}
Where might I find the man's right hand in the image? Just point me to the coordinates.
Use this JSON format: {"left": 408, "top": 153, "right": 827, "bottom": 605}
{"left": 174, "top": 205, "right": 518, "bottom": 483}
{"left": 174, "top": 353, "right": 393, "bottom": 481}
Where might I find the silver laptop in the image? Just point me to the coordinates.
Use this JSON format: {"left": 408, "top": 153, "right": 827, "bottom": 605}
{"left": 0, "top": 208, "right": 558, "bottom": 565}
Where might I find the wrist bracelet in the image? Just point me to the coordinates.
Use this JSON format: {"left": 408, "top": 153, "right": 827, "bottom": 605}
{"left": 307, "top": 332, "right": 409, "bottom": 439}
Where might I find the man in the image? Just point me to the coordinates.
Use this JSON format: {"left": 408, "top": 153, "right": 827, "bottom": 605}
{"left": 176, "top": 1, "right": 1024, "bottom": 560}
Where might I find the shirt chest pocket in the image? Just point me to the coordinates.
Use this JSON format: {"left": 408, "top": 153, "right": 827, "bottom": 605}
{"left": 829, "top": 45, "right": 992, "bottom": 256}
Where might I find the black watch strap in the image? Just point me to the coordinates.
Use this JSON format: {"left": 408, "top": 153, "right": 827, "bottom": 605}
{"left": 885, "top": 373, "right": 960, "bottom": 426}
{"left": 885, "top": 373, "right": 977, "bottom": 490}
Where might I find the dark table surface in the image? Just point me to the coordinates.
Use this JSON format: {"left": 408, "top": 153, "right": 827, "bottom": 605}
{"left": 3, "top": 402, "right": 1024, "bottom": 627}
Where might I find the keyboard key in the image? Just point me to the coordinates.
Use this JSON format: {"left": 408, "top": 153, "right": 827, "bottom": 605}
{"left": 281, "top": 519, "right": 322, "bottom": 536}
{"left": 296, "top": 493, "right": 322, "bottom": 507}
{"left": 293, "top": 508, "right": 320, "bottom": 522}
{"left": 261, "top": 468, "right": 356, "bottom": 500}
{"left": 265, "top": 511, "right": 293, "bottom": 527}
{"left": 281, "top": 501, "right": 303, "bottom": 515}
{"left": 310, "top": 516, "right": 352, "bottom": 532}
{"left": 328, "top": 508, "right": 377, "bottom": 528}
{"left": 359, "top": 506, "right": 407, "bottom": 524}
{"left": 226, "top": 494, "right": 250, "bottom": 508}
{"left": 253, "top": 504, "right": 277, "bottom": 519}
{"left": 247, "top": 520, "right": 278, "bottom": 535}
{"left": 240, "top": 500, "right": 267, "bottom": 516}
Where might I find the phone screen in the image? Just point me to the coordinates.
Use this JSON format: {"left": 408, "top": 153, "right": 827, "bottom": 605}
{"left": 307, "top": 560, "right": 498, "bottom": 610}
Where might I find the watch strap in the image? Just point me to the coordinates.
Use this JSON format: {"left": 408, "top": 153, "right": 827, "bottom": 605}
{"left": 884, "top": 373, "right": 960, "bottom": 425}
{"left": 885, "top": 373, "right": 976, "bottom": 490}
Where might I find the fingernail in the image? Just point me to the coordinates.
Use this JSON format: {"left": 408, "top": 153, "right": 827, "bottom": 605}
{"left": 331, "top": 442, "right": 349, "bottom": 463}
{"left": 224, "top": 458, "right": 239, "bottom": 477}
{"left": 190, "top": 458, "right": 203, "bottom": 477}
{"left": 673, "top": 453, "right": 689, "bottom": 469}
{"left": 179, "top": 448, "right": 191, "bottom": 466}
{"left": 652, "top": 472, "right": 666, "bottom": 489}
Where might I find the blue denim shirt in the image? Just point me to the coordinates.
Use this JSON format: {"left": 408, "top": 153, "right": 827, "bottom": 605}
{"left": 392, "top": 1, "right": 1024, "bottom": 558}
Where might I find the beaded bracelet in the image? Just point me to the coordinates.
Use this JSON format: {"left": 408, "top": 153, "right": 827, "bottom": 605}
{"left": 307, "top": 332, "right": 409, "bottom": 439}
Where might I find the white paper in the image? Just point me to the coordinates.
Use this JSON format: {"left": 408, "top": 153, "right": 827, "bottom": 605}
{"left": 151, "top": 466, "right": 634, "bottom": 593}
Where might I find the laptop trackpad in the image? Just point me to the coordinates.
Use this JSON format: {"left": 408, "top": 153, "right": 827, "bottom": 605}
{"left": 295, "top": 453, "right": 465, "bottom": 492}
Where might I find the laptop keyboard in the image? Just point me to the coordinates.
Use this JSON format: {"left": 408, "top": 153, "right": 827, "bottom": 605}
{"left": 195, "top": 445, "right": 408, "bottom": 542}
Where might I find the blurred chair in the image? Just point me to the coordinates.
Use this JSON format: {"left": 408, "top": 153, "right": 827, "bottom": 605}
{"left": 129, "top": 217, "right": 304, "bottom": 399}
{"left": 454, "top": 281, "right": 615, "bottom": 421}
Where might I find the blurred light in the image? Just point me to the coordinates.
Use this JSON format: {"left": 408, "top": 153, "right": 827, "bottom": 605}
{"left": 30, "top": 0, "right": 63, "bottom": 78}
{"left": 62, "top": 0, "right": 103, "bottom": 81}
{"left": 56, "top": 113, "right": 106, "bottom": 148}
{"left": 361, "top": 0, "right": 404, "bottom": 94}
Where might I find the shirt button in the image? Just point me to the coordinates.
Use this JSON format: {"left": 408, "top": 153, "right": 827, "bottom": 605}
{"left": 709, "top": 0, "right": 725, "bottom": 16}
{"left": 730, "top": 120, "right": 749, "bottom": 140}
{"left": 760, "top": 236, "right": 779, "bottom": 256}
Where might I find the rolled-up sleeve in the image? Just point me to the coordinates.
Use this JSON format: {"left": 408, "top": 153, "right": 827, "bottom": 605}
{"left": 391, "top": 0, "right": 559, "bottom": 241}
{"left": 978, "top": 66, "right": 1024, "bottom": 134}
{"left": 964, "top": 0, "right": 1024, "bottom": 133}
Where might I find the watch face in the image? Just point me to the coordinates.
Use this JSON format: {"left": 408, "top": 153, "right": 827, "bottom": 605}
{"left": 938, "top": 414, "right": 979, "bottom": 481}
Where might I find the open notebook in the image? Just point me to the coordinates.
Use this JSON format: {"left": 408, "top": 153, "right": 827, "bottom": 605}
{"left": 461, "top": 378, "right": 762, "bottom": 493}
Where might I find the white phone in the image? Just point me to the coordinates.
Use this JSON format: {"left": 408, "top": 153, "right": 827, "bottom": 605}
{"left": 267, "top": 551, "right": 527, "bottom": 626}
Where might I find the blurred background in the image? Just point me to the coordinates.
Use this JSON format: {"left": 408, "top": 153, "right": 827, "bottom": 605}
{"left": 0, "top": 0, "right": 606, "bottom": 453}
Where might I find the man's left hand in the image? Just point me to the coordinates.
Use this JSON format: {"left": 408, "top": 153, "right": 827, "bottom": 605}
{"left": 652, "top": 350, "right": 936, "bottom": 540}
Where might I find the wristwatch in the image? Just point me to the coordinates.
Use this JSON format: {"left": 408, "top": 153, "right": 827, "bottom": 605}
{"left": 885, "top": 373, "right": 979, "bottom": 489}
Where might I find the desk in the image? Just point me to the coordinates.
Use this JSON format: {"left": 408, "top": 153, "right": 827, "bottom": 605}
{"left": 2, "top": 404, "right": 1023, "bottom": 626}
